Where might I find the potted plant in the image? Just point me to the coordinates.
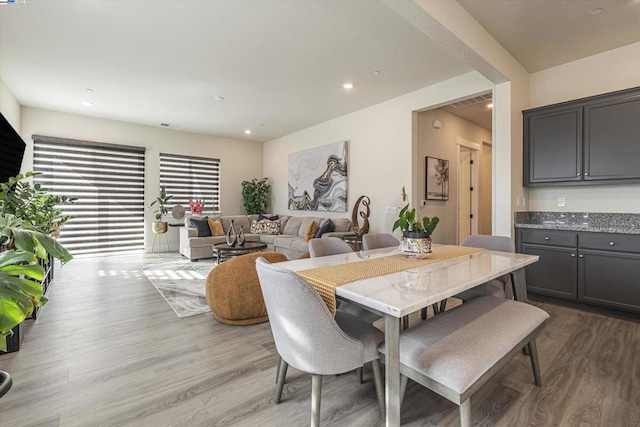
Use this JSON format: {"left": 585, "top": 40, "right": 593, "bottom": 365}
{"left": 149, "top": 185, "right": 173, "bottom": 234}
{"left": 392, "top": 203, "right": 439, "bottom": 259}
{"left": 241, "top": 177, "right": 270, "bottom": 215}
{"left": 0, "top": 213, "right": 73, "bottom": 352}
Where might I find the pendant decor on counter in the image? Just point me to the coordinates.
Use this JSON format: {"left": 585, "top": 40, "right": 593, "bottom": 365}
{"left": 351, "top": 195, "right": 370, "bottom": 238}
{"left": 226, "top": 219, "right": 237, "bottom": 247}
{"left": 237, "top": 225, "right": 246, "bottom": 246}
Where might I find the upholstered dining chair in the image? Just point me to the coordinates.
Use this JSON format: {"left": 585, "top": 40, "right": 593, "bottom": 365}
{"left": 362, "top": 232, "right": 400, "bottom": 250}
{"left": 255, "top": 258, "right": 385, "bottom": 426}
{"left": 380, "top": 295, "right": 548, "bottom": 427}
{"left": 430, "top": 234, "right": 515, "bottom": 317}
{"left": 308, "top": 236, "right": 353, "bottom": 257}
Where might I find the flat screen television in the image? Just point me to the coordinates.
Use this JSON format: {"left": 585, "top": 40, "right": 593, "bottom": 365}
{"left": 0, "top": 113, "right": 26, "bottom": 183}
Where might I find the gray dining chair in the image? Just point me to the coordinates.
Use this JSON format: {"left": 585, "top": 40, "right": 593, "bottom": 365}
{"left": 255, "top": 258, "right": 385, "bottom": 426}
{"left": 362, "top": 233, "right": 400, "bottom": 250}
{"left": 380, "top": 295, "right": 548, "bottom": 427}
{"left": 424, "top": 234, "right": 515, "bottom": 318}
{"left": 308, "top": 236, "right": 353, "bottom": 257}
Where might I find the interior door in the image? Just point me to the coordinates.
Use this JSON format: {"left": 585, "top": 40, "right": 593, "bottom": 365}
{"left": 458, "top": 147, "right": 472, "bottom": 244}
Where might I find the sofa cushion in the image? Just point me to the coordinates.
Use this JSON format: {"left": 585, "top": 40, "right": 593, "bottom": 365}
{"left": 190, "top": 217, "right": 212, "bottom": 237}
{"left": 258, "top": 213, "right": 279, "bottom": 221}
{"left": 221, "top": 215, "right": 251, "bottom": 233}
{"left": 273, "top": 236, "right": 298, "bottom": 250}
{"left": 316, "top": 219, "right": 335, "bottom": 238}
{"left": 250, "top": 219, "right": 281, "bottom": 235}
{"left": 282, "top": 216, "right": 304, "bottom": 236}
{"left": 189, "top": 236, "right": 224, "bottom": 248}
{"left": 208, "top": 218, "right": 225, "bottom": 236}
{"left": 305, "top": 221, "right": 320, "bottom": 240}
{"left": 278, "top": 215, "right": 291, "bottom": 233}
{"left": 259, "top": 234, "right": 281, "bottom": 245}
{"left": 332, "top": 217, "right": 351, "bottom": 232}
{"left": 291, "top": 238, "right": 311, "bottom": 253}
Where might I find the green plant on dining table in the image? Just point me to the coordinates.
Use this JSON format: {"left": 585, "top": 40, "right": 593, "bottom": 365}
{"left": 392, "top": 204, "right": 439, "bottom": 236}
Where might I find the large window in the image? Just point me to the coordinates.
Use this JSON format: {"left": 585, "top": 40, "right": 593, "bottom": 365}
{"left": 33, "top": 135, "right": 146, "bottom": 256}
{"left": 159, "top": 153, "right": 220, "bottom": 214}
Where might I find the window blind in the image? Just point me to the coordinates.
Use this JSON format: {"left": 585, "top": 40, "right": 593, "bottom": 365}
{"left": 33, "top": 135, "right": 146, "bottom": 256}
{"left": 159, "top": 153, "right": 220, "bottom": 215}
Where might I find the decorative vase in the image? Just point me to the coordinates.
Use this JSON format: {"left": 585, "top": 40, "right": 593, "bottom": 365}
{"left": 237, "top": 225, "right": 245, "bottom": 246}
{"left": 152, "top": 221, "right": 168, "bottom": 234}
{"left": 226, "top": 219, "right": 237, "bottom": 247}
{"left": 400, "top": 231, "right": 432, "bottom": 259}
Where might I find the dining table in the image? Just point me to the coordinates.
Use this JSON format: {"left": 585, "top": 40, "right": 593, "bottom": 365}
{"left": 276, "top": 244, "right": 539, "bottom": 427}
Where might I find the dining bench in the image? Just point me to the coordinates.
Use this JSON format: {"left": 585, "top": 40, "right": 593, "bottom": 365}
{"left": 380, "top": 295, "right": 549, "bottom": 427}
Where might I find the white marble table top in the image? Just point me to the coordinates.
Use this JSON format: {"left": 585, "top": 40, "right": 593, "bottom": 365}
{"left": 277, "top": 246, "right": 539, "bottom": 317}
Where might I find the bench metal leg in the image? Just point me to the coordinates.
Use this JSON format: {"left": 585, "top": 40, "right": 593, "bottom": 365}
{"left": 311, "top": 374, "right": 322, "bottom": 427}
{"left": 528, "top": 339, "right": 542, "bottom": 386}
{"left": 275, "top": 356, "right": 288, "bottom": 403}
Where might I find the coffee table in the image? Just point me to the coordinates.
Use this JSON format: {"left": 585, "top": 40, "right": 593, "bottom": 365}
{"left": 212, "top": 241, "right": 267, "bottom": 264}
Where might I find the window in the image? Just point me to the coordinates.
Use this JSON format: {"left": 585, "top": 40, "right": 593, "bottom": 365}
{"left": 33, "top": 135, "right": 146, "bottom": 256}
{"left": 159, "top": 153, "right": 220, "bottom": 214}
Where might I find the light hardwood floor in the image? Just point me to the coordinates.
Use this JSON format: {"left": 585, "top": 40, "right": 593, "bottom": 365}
{"left": 0, "top": 253, "right": 638, "bottom": 426}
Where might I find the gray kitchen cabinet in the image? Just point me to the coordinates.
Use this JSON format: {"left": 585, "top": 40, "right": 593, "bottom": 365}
{"left": 516, "top": 228, "right": 640, "bottom": 314}
{"left": 523, "top": 86, "right": 640, "bottom": 186}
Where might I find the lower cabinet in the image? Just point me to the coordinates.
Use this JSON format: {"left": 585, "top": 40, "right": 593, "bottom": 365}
{"left": 517, "top": 228, "right": 640, "bottom": 314}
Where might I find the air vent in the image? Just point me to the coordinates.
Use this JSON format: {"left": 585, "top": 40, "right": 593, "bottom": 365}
{"left": 450, "top": 94, "right": 492, "bottom": 109}
{"left": 160, "top": 123, "right": 170, "bottom": 127}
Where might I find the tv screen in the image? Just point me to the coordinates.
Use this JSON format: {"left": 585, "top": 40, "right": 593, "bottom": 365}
{"left": 0, "top": 113, "right": 26, "bottom": 183}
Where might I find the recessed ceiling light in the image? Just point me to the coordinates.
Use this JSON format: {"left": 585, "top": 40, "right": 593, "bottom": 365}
{"left": 590, "top": 8, "right": 603, "bottom": 15}
{"left": 342, "top": 83, "right": 354, "bottom": 89}
{"left": 82, "top": 101, "right": 94, "bottom": 107}
{"left": 85, "top": 88, "right": 93, "bottom": 93}
{"left": 244, "top": 129, "right": 252, "bottom": 135}
{"left": 214, "top": 96, "right": 224, "bottom": 101}
{"left": 372, "top": 71, "right": 380, "bottom": 76}
{"left": 487, "top": 103, "right": 493, "bottom": 108}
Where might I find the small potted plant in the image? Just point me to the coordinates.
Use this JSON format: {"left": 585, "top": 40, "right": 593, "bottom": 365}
{"left": 393, "top": 203, "right": 439, "bottom": 259}
{"left": 149, "top": 185, "right": 173, "bottom": 234}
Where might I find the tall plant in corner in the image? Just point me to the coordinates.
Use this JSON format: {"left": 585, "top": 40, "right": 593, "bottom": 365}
{"left": 0, "top": 214, "right": 73, "bottom": 351}
{"left": 241, "top": 177, "right": 270, "bottom": 215}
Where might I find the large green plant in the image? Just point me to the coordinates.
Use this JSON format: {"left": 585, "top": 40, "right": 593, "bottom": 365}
{"left": 241, "top": 177, "right": 270, "bottom": 215}
{"left": 0, "top": 172, "right": 76, "bottom": 234}
{"left": 149, "top": 185, "right": 173, "bottom": 221}
{"left": 0, "top": 214, "right": 72, "bottom": 351}
{"left": 392, "top": 204, "right": 439, "bottom": 236}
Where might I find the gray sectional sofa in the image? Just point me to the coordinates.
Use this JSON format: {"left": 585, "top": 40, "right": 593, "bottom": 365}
{"left": 179, "top": 214, "right": 354, "bottom": 261}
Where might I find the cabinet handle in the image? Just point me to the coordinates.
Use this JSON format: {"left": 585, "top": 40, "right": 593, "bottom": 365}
{"left": 577, "top": 173, "right": 581, "bottom": 177}
{"left": 609, "top": 242, "right": 615, "bottom": 246}
{"left": 579, "top": 254, "right": 584, "bottom": 258}
{"left": 544, "top": 237, "right": 550, "bottom": 240}
{"left": 571, "top": 253, "right": 576, "bottom": 257}
{"left": 585, "top": 172, "right": 589, "bottom": 176}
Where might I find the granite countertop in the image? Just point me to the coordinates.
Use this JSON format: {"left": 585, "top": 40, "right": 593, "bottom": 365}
{"left": 514, "top": 212, "right": 640, "bottom": 235}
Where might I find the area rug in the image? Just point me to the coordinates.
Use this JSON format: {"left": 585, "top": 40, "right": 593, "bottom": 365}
{"left": 141, "top": 259, "right": 216, "bottom": 318}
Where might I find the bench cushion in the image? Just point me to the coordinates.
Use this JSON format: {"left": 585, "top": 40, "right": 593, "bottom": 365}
{"left": 381, "top": 296, "right": 548, "bottom": 397}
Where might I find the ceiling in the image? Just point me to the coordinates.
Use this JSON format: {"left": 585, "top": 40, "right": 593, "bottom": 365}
{"left": 1, "top": 1, "right": 638, "bottom": 142}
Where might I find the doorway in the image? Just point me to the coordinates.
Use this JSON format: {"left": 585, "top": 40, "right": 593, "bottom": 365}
{"left": 457, "top": 138, "right": 480, "bottom": 244}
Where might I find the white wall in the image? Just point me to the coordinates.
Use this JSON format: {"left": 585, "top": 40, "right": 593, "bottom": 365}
{"left": 20, "top": 107, "right": 263, "bottom": 251}
{"left": 527, "top": 42, "right": 640, "bottom": 213}
{"left": 417, "top": 108, "right": 491, "bottom": 244}
{"left": 263, "top": 72, "right": 492, "bottom": 240}
{"left": 0, "top": 78, "right": 21, "bottom": 132}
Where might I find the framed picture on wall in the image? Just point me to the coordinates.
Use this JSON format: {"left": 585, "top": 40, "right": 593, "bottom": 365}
{"left": 426, "top": 156, "right": 449, "bottom": 201}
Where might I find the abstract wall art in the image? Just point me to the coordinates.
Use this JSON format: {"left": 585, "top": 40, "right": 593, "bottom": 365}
{"left": 426, "top": 156, "right": 449, "bottom": 201}
{"left": 288, "top": 141, "right": 348, "bottom": 212}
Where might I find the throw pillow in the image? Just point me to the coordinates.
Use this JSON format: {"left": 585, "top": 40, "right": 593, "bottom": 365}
{"left": 189, "top": 217, "right": 212, "bottom": 237}
{"left": 258, "top": 214, "right": 279, "bottom": 221}
{"left": 315, "top": 219, "right": 335, "bottom": 238}
{"left": 250, "top": 219, "right": 281, "bottom": 235}
{"left": 207, "top": 218, "right": 225, "bottom": 236}
{"left": 305, "top": 221, "right": 319, "bottom": 241}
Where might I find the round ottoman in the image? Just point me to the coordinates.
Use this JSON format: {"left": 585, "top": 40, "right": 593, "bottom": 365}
{"left": 206, "top": 251, "right": 287, "bottom": 325}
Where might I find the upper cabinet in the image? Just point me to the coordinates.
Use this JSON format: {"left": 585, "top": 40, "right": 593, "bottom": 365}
{"left": 523, "top": 87, "right": 640, "bottom": 187}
